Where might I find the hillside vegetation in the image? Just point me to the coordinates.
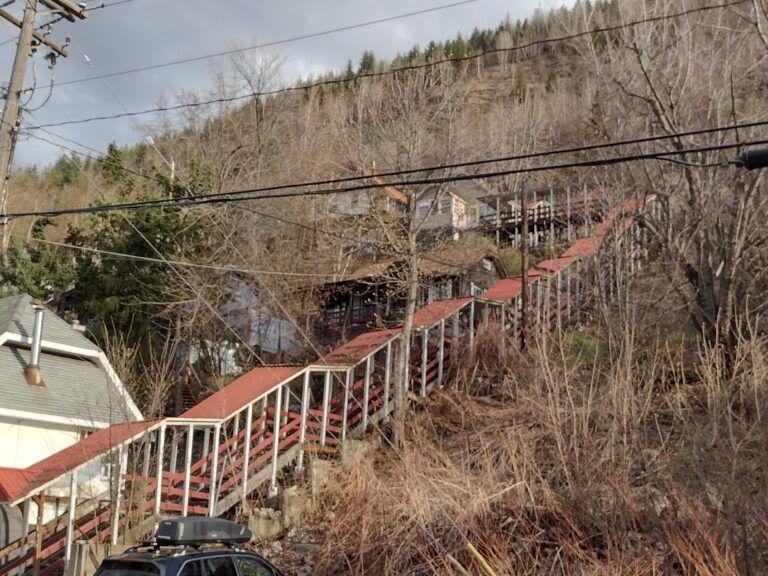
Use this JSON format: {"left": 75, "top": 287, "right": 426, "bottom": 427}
{"left": 2, "top": 1, "right": 768, "bottom": 570}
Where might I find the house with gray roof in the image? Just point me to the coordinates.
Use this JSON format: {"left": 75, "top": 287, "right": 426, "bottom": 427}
{"left": 416, "top": 179, "right": 494, "bottom": 235}
{"left": 0, "top": 293, "right": 142, "bottom": 470}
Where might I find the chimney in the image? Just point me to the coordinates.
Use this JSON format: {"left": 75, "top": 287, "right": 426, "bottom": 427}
{"left": 24, "top": 300, "right": 45, "bottom": 386}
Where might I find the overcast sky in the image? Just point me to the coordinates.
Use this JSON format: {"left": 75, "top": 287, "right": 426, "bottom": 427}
{"left": 0, "top": 0, "right": 567, "bottom": 168}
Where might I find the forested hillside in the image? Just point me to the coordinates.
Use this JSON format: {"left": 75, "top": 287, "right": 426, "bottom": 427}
{"left": 2, "top": 0, "right": 768, "bottom": 568}
{"left": 1, "top": 0, "right": 610, "bottom": 396}
{"left": 4, "top": 0, "right": 767, "bottom": 390}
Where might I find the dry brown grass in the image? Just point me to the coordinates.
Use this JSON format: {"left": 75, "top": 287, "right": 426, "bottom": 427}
{"left": 312, "top": 319, "right": 768, "bottom": 575}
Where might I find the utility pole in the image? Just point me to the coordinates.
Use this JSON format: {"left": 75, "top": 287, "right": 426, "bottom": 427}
{"left": 0, "top": 0, "right": 84, "bottom": 243}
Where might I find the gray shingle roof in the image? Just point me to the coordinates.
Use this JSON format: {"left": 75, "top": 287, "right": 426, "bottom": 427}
{"left": 0, "top": 346, "right": 132, "bottom": 424}
{"left": 0, "top": 294, "right": 100, "bottom": 351}
{"left": 0, "top": 293, "right": 136, "bottom": 425}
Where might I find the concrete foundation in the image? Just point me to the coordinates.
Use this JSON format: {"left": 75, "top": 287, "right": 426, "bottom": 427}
{"left": 340, "top": 437, "right": 381, "bottom": 464}
{"left": 309, "top": 459, "right": 333, "bottom": 501}
{"left": 247, "top": 508, "right": 283, "bottom": 541}
{"left": 281, "top": 486, "right": 311, "bottom": 529}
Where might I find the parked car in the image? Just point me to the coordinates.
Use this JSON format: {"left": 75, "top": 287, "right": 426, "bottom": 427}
{"left": 94, "top": 517, "right": 282, "bottom": 576}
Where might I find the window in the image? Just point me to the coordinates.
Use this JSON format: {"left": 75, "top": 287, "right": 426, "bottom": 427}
{"left": 100, "top": 459, "right": 112, "bottom": 480}
{"left": 325, "top": 302, "right": 346, "bottom": 324}
{"left": 417, "top": 201, "right": 430, "bottom": 218}
{"left": 237, "top": 557, "right": 277, "bottom": 576}
{"left": 202, "top": 557, "right": 237, "bottom": 576}
{"left": 482, "top": 259, "right": 493, "bottom": 271}
{"left": 427, "top": 284, "right": 438, "bottom": 303}
{"left": 439, "top": 196, "right": 451, "bottom": 215}
{"left": 95, "top": 560, "right": 161, "bottom": 576}
{"left": 350, "top": 295, "right": 364, "bottom": 323}
{"left": 179, "top": 562, "right": 202, "bottom": 576}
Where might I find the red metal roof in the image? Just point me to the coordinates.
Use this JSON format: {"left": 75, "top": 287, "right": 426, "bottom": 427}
{"left": 480, "top": 278, "right": 523, "bottom": 302}
{"left": 593, "top": 194, "right": 653, "bottom": 236}
{"left": 561, "top": 236, "right": 604, "bottom": 257}
{"left": 0, "top": 467, "right": 34, "bottom": 502}
{"left": 317, "top": 329, "right": 399, "bottom": 367}
{"left": 560, "top": 195, "right": 655, "bottom": 258}
{"left": 0, "top": 420, "right": 156, "bottom": 504}
{"left": 371, "top": 175, "right": 408, "bottom": 204}
{"left": 536, "top": 255, "right": 578, "bottom": 273}
{"left": 182, "top": 365, "right": 305, "bottom": 419}
{"left": 479, "top": 269, "right": 545, "bottom": 303}
{"left": 411, "top": 297, "right": 472, "bottom": 328}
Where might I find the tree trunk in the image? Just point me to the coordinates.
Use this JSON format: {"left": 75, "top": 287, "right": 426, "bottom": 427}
{"left": 393, "top": 230, "right": 420, "bottom": 448}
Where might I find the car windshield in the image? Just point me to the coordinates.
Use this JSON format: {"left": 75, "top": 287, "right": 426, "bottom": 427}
{"left": 96, "top": 560, "right": 161, "bottom": 576}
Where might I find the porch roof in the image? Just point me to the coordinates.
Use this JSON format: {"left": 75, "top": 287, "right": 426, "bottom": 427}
{"left": 0, "top": 420, "right": 157, "bottom": 504}
{"left": 561, "top": 236, "right": 604, "bottom": 258}
{"left": 316, "top": 329, "right": 399, "bottom": 368}
{"left": 182, "top": 365, "right": 305, "bottom": 419}
{"left": 411, "top": 297, "right": 472, "bottom": 328}
{"left": 479, "top": 269, "right": 544, "bottom": 303}
{"left": 535, "top": 255, "right": 578, "bottom": 274}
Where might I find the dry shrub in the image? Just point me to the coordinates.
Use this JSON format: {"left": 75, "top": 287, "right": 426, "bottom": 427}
{"left": 312, "top": 323, "right": 768, "bottom": 575}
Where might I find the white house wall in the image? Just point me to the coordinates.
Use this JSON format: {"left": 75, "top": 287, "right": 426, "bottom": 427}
{"left": 0, "top": 417, "right": 81, "bottom": 468}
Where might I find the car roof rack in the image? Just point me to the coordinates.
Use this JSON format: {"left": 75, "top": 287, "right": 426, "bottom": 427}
{"left": 153, "top": 517, "right": 252, "bottom": 548}
{"left": 123, "top": 541, "right": 160, "bottom": 554}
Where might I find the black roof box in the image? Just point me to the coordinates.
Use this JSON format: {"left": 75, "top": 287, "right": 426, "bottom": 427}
{"left": 155, "top": 517, "right": 252, "bottom": 546}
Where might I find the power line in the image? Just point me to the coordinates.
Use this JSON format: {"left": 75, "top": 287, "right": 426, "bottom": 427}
{"left": 25, "top": 0, "right": 750, "bottom": 130}
{"left": 9, "top": 128, "right": 518, "bottom": 278}
{"left": 7, "top": 123, "right": 558, "bottom": 280}
{"left": 31, "top": 126, "right": 104, "bottom": 156}
{"left": 18, "top": 116, "right": 505, "bottom": 281}
{"left": 17, "top": 218, "right": 492, "bottom": 283}
{"left": 3, "top": 138, "right": 764, "bottom": 220}
{"left": 23, "top": 131, "right": 157, "bottom": 183}
{"left": 0, "top": 0, "right": 136, "bottom": 48}
{"left": 22, "top": 113, "right": 508, "bottom": 281}
{"left": 232, "top": 204, "right": 505, "bottom": 280}
{"left": 14, "top": 203, "right": 518, "bottom": 305}
{"left": 14, "top": 233, "right": 348, "bottom": 277}
{"left": 50, "top": 0, "right": 479, "bottom": 88}
{"left": 21, "top": 116, "right": 768, "bottom": 200}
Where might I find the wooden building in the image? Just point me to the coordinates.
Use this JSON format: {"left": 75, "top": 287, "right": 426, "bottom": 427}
{"left": 314, "top": 246, "right": 507, "bottom": 347}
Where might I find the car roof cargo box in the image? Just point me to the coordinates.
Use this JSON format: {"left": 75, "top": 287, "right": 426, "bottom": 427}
{"left": 155, "top": 517, "right": 252, "bottom": 546}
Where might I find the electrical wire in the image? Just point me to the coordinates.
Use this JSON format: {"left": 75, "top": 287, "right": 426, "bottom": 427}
{"left": 23, "top": 71, "right": 55, "bottom": 112}
{"left": 25, "top": 0, "right": 751, "bottom": 130}
{"left": 114, "top": 207, "right": 472, "bottom": 569}
{"left": 23, "top": 130, "right": 148, "bottom": 170}
{"left": 7, "top": 127, "right": 539, "bottom": 280}
{"left": 16, "top": 109, "right": 767, "bottom": 284}
{"left": 20, "top": 117, "right": 768, "bottom": 203}
{"left": 13, "top": 234, "right": 350, "bottom": 277}
{"left": 3, "top": 137, "right": 764, "bottom": 220}
{"left": 656, "top": 157, "right": 723, "bottom": 168}
{"left": 51, "top": 0, "right": 479, "bottom": 88}
{"left": 32, "top": 125, "right": 104, "bottom": 155}
{"left": 0, "top": 0, "right": 138, "bottom": 49}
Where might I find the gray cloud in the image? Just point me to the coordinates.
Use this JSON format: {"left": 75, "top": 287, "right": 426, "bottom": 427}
{"left": 0, "top": 0, "right": 563, "bottom": 167}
